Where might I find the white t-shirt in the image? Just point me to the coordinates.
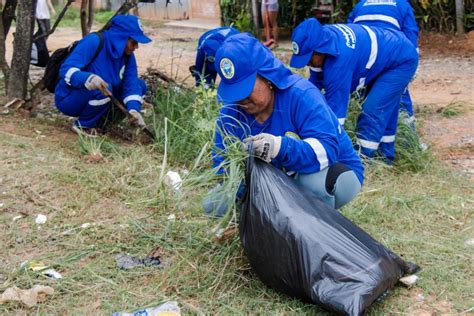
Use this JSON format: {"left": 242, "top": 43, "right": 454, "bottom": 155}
{"left": 36, "top": 0, "right": 50, "bottom": 19}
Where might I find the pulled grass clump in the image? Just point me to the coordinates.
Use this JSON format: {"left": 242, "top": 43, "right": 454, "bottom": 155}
{"left": 438, "top": 101, "right": 465, "bottom": 118}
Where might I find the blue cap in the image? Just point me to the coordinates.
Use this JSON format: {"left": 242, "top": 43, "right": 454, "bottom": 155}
{"left": 290, "top": 18, "right": 337, "bottom": 68}
{"left": 215, "top": 33, "right": 268, "bottom": 104}
{"left": 110, "top": 15, "right": 152, "bottom": 44}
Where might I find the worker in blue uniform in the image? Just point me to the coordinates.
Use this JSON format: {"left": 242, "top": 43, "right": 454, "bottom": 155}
{"left": 54, "top": 15, "right": 151, "bottom": 136}
{"left": 290, "top": 18, "right": 418, "bottom": 162}
{"left": 204, "top": 33, "right": 364, "bottom": 216}
{"left": 191, "top": 27, "right": 239, "bottom": 87}
{"left": 347, "top": 0, "right": 419, "bottom": 127}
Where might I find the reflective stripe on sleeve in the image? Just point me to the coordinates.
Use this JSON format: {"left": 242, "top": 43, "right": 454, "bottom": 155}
{"left": 338, "top": 118, "right": 346, "bottom": 125}
{"left": 380, "top": 135, "right": 396, "bottom": 143}
{"left": 357, "top": 138, "right": 379, "bottom": 150}
{"left": 65, "top": 67, "right": 80, "bottom": 86}
{"left": 304, "top": 138, "right": 329, "bottom": 170}
{"left": 89, "top": 97, "right": 111, "bottom": 106}
{"left": 361, "top": 25, "right": 378, "bottom": 70}
{"left": 123, "top": 95, "right": 143, "bottom": 104}
{"left": 354, "top": 14, "right": 400, "bottom": 29}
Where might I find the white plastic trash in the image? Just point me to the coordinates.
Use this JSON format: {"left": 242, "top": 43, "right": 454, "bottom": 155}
{"left": 35, "top": 214, "right": 47, "bottom": 225}
{"left": 164, "top": 171, "right": 182, "bottom": 191}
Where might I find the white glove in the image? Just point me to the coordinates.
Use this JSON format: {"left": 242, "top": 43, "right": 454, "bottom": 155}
{"left": 129, "top": 109, "right": 145, "bottom": 127}
{"left": 243, "top": 133, "right": 281, "bottom": 163}
{"left": 85, "top": 74, "right": 110, "bottom": 95}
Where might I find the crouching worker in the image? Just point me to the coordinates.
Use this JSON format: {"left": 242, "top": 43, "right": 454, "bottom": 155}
{"left": 203, "top": 34, "right": 364, "bottom": 216}
{"left": 54, "top": 15, "right": 151, "bottom": 136}
{"left": 191, "top": 27, "right": 239, "bottom": 88}
{"left": 290, "top": 18, "right": 418, "bottom": 162}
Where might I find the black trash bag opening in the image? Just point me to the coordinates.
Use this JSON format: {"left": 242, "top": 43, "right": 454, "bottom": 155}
{"left": 239, "top": 156, "right": 420, "bottom": 315}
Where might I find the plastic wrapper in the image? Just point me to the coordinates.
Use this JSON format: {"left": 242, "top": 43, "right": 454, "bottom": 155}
{"left": 239, "top": 158, "right": 419, "bottom": 315}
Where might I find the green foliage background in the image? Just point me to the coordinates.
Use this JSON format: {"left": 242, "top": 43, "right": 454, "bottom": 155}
{"left": 220, "top": 0, "right": 474, "bottom": 33}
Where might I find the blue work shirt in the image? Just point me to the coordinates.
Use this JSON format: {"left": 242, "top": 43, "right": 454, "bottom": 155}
{"left": 213, "top": 77, "right": 364, "bottom": 184}
{"left": 194, "top": 27, "right": 240, "bottom": 86}
{"left": 308, "top": 23, "right": 417, "bottom": 123}
{"left": 347, "top": 0, "right": 418, "bottom": 48}
{"left": 56, "top": 30, "right": 143, "bottom": 112}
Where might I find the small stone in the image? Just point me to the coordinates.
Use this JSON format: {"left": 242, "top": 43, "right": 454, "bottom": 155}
{"left": 16, "top": 237, "right": 24, "bottom": 244}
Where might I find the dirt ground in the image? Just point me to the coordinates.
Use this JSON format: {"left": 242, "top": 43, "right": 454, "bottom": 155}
{"left": 12, "top": 25, "right": 472, "bottom": 177}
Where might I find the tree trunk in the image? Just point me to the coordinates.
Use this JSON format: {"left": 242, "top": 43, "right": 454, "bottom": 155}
{"left": 81, "top": 0, "right": 94, "bottom": 37}
{"left": 455, "top": 0, "right": 465, "bottom": 34}
{"left": 80, "top": 0, "right": 89, "bottom": 37}
{"left": 2, "top": 0, "right": 17, "bottom": 37}
{"left": 7, "top": 0, "right": 36, "bottom": 99}
{"left": 87, "top": 0, "right": 94, "bottom": 32}
{"left": 251, "top": 0, "right": 260, "bottom": 36}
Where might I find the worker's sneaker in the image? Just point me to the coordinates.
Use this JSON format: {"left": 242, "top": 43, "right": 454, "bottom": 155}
{"left": 71, "top": 124, "right": 98, "bottom": 137}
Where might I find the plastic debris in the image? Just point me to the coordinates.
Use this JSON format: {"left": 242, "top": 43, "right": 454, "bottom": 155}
{"left": 399, "top": 274, "right": 418, "bottom": 287}
{"left": 12, "top": 215, "right": 23, "bottom": 221}
{"left": 0, "top": 285, "right": 54, "bottom": 307}
{"left": 0, "top": 203, "right": 4, "bottom": 207}
{"left": 42, "top": 269, "right": 63, "bottom": 280}
{"left": 21, "top": 260, "right": 63, "bottom": 280}
{"left": 211, "top": 225, "right": 238, "bottom": 243}
{"left": 115, "top": 253, "right": 162, "bottom": 270}
{"left": 167, "top": 214, "right": 176, "bottom": 223}
{"left": 113, "top": 300, "right": 180, "bottom": 316}
{"left": 164, "top": 171, "right": 182, "bottom": 191}
{"left": 81, "top": 223, "right": 92, "bottom": 229}
{"left": 35, "top": 214, "right": 47, "bottom": 225}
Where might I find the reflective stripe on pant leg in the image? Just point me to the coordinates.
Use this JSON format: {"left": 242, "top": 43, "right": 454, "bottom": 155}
{"left": 76, "top": 92, "right": 112, "bottom": 128}
{"left": 295, "top": 168, "right": 335, "bottom": 208}
{"left": 378, "top": 102, "right": 399, "bottom": 162}
{"left": 332, "top": 170, "right": 362, "bottom": 209}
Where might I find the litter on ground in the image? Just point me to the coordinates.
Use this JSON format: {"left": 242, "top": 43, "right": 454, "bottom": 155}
{"left": 0, "top": 285, "right": 54, "bottom": 307}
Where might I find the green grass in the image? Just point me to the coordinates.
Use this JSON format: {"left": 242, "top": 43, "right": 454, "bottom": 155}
{"left": 439, "top": 101, "right": 465, "bottom": 118}
{"left": 0, "top": 87, "right": 472, "bottom": 314}
{"left": 52, "top": 6, "right": 115, "bottom": 29}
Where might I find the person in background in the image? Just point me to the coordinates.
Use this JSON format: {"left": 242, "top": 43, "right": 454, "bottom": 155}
{"left": 262, "top": 0, "right": 279, "bottom": 49}
{"left": 35, "top": 0, "right": 56, "bottom": 39}
{"left": 203, "top": 33, "right": 364, "bottom": 216}
{"left": 347, "top": 0, "right": 419, "bottom": 128}
{"left": 191, "top": 27, "right": 239, "bottom": 88}
{"left": 54, "top": 15, "right": 151, "bottom": 136}
{"left": 290, "top": 18, "right": 418, "bottom": 163}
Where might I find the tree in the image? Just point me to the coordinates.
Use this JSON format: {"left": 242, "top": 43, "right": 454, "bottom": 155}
{"left": 0, "top": 0, "right": 18, "bottom": 94}
{"left": 7, "top": 0, "right": 36, "bottom": 99}
{"left": 81, "top": 0, "right": 94, "bottom": 37}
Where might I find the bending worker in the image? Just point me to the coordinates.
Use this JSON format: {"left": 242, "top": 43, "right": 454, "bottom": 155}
{"left": 54, "top": 15, "right": 151, "bottom": 136}
{"left": 290, "top": 18, "right": 418, "bottom": 162}
{"left": 191, "top": 27, "right": 239, "bottom": 87}
{"left": 348, "top": 0, "right": 419, "bottom": 127}
{"left": 204, "top": 33, "right": 364, "bottom": 215}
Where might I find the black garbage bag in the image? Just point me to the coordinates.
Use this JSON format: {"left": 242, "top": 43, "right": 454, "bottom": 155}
{"left": 239, "top": 158, "right": 419, "bottom": 315}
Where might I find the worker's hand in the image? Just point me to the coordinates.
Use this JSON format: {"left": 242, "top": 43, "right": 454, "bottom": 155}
{"left": 243, "top": 133, "right": 281, "bottom": 163}
{"left": 85, "top": 74, "right": 110, "bottom": 96}
{"left": 129, "top": 109, "right": 146, "bottom": 127}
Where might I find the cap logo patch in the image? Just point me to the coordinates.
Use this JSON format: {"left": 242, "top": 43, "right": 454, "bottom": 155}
{"left": 220, "top": 58, "right": 234, "bottom": 80}
{"left": 292, "top": 41, "right": 300, "bottom": 55}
